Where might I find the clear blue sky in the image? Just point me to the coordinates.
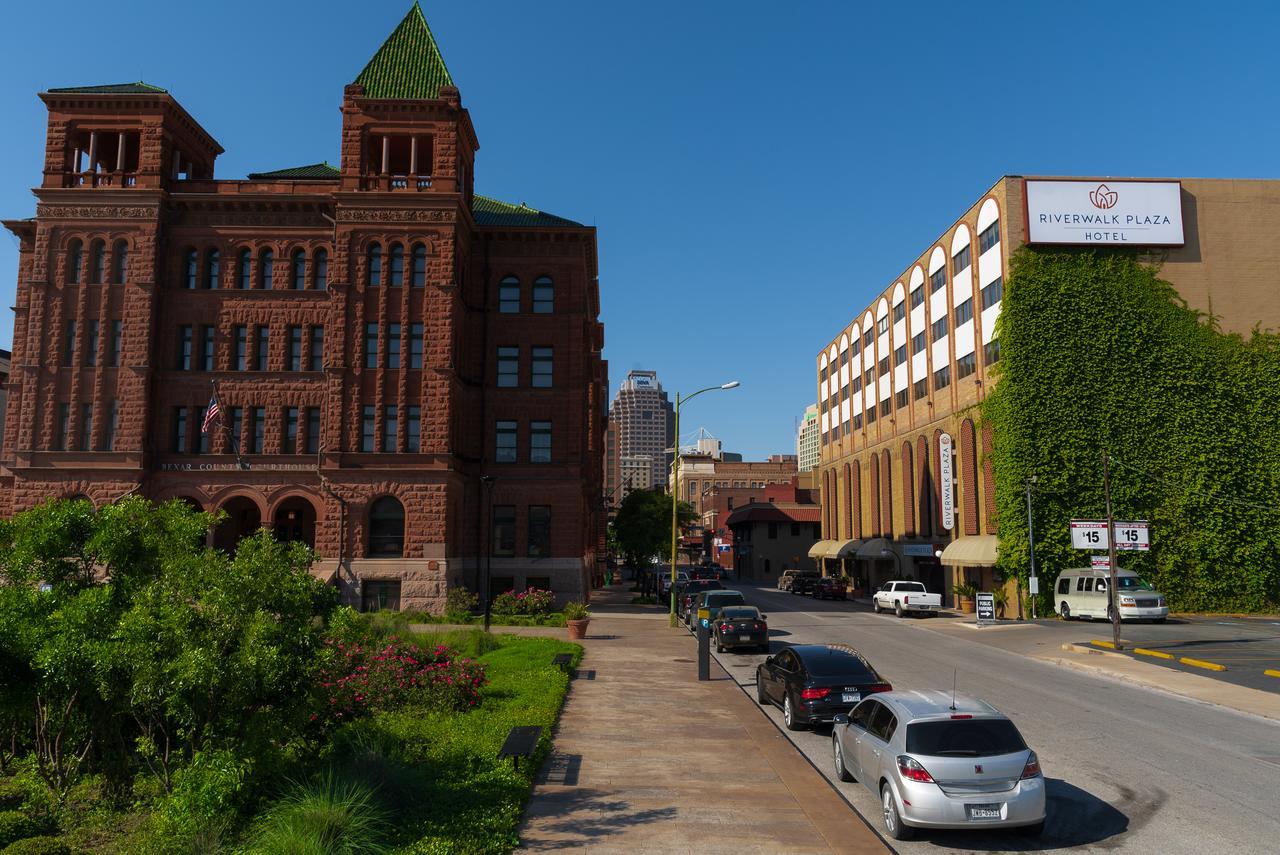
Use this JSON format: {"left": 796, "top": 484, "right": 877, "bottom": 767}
{"left": 2, "top": 1, "right": 1277, "bottom": 459}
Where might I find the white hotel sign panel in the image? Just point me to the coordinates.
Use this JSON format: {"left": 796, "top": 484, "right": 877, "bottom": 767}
{"left": 1025, "top": 179, "right": 1184, "bottom": 246}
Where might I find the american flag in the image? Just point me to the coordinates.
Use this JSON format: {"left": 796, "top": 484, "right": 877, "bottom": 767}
{"left": 201, "top": 396, "right": 221, "bottom": 434}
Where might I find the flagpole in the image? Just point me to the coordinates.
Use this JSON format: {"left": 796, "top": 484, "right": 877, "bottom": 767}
{"left": 210, "top": 379, "right": 248, "bottom": 471}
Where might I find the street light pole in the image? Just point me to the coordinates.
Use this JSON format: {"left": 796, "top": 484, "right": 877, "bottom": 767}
{"left": 1024, "top": 475, "right": 1038, "bottom": 620}
{"left": 669, "top": 381, "right": 740, "bottom": 627}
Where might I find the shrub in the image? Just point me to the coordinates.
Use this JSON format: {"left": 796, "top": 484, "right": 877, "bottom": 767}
{"left": 150, "top": 749, "right": 250, "bottom": 845}
{"left": 0, "top": 836, "right": 71, "bottom": 855}
{"left": 489, "top": 587, "right": 554, "bottom": 616}
{"left": 0, "top": 779, "right": 24, "bottom": 811}
{"left": 444, "top": 586, "right": 478, "bottom": 620}
{"left": 561, "top": 601, "right": 589, "bottom": 621}
{"left": 0, "top": 811, "right": 42, "bottom": 848}
{"left": 250, "top": 774, "right": 389, "bottom": 855}
{"left": 954, "top": 582, "right": 978, "bottom": 598}
{"left": 315, "top": 636, "right": 486, "bottom": 723}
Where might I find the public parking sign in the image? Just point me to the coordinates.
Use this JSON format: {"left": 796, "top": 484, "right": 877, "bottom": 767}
{"left": 976, "top": 592, "right": 996, "bottom": 626}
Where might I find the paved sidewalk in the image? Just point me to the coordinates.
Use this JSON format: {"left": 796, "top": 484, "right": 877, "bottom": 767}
{"left": 517, "top": 585, "right": 888, "bottom": 854}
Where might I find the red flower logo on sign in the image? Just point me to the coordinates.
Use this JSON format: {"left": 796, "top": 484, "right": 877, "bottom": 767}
{"left": 1089, "top": 184, "right": 1119, "bottom": 209}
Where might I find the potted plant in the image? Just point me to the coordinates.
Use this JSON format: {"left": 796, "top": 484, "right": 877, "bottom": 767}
{"left": 563, "top": 601, "right": 591, "bottom": 639}
{"left": 954, "top": 582, "right": 978, "bottom": 613}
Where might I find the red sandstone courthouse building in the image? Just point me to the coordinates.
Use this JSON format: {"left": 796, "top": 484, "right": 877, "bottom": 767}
{"left": 0, "top": 4, "right": 607, "bottom": 611}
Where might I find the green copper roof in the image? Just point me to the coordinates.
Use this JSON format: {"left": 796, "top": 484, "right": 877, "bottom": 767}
{"left": 473, "top": 195, "right": 583, "bottom": 228}
{"left": 246, "top": 162, "right": 341, "bottom": 180}
{"left": 353, "top": 2, "right": 455, "bottom": 100}
{"left": 46, "top": 82, "right": 168, "bottom": 95}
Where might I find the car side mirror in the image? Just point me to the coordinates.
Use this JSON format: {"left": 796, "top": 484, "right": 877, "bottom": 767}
{"left": 832, "top": 713, "right": 849, "bottom": 726}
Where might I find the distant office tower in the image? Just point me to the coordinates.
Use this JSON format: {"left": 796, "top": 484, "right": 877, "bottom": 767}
{"left": 610, "top": 370, "right": 674, "bottom": 498}
{"left": 797, "top": 403, "right": 819, "bottom": 472}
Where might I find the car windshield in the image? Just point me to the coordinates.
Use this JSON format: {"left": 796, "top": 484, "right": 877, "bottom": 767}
{"left": 802, "top": 650, "right": 873, "bottom": 678}
{"left": 905, "top": 719, "right": 1028, "bottom": 757}
{"left": 1116, "top": 576, "right": 1155, "bottom": 591}
{"left": 721, "top": 606, "right": 759, "bottom": 620}
{"left": 706, "top": 593, "right": 745, "bottom": 608}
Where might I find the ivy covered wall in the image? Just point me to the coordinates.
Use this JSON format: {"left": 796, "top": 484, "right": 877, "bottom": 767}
{"left": 983, "top": 249, "right": 1280, "bottom": 613}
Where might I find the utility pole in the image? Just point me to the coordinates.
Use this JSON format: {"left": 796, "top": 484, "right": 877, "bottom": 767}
{"left": 1102, "top": 453, "right": 1121, "bottom": 649}
{"left": 1025, "top": 475, "right": 1038, "bottom": 620}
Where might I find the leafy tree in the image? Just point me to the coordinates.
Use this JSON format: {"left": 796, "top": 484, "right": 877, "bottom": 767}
{"left": 612, "top": 489, "right": 696, "bottom": 567}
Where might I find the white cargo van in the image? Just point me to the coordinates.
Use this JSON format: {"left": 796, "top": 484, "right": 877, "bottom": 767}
{"left": 1053, "top": 567, "right": 1168, "bottom": 623}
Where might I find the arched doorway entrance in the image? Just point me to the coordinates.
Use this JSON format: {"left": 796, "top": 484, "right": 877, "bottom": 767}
{"left": 214, "top": 496, "right": 262, "bottom": 553}
{"left": 273, "top": 497, "right": 317, "bottom": 548}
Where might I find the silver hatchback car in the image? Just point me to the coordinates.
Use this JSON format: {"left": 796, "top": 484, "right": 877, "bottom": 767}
{"left": 832, "top": 690, "right": 1045, "bottom": 840}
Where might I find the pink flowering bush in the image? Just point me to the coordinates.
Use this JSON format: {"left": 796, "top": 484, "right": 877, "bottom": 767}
{"left": 314, "top": 634, "right": 487, "bottom": 723}
{"left": 490, "top": 586, "right": 555, "bottom": 616}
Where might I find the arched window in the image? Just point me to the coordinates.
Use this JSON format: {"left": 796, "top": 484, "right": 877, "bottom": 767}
{"left": 313, "top": 249, "right": 328, "bottom": 290}
{"left": 367, "top": 496, "right": 405, "bottom": 557}
{"left": 258, "top": 248, "right": 274, "bottom": 289}
{"left": 499, "top": 276, "right": 520, "bottom": 313}
{"left": 238, "top": 249, "right": 252, "bottom": 289}
{"left": 204, "top": 248, "right": 220, "bottom": 289}
{"left": 66, "top": 240, "right": 83, "bottom": 284}
{"left": 291, "top": 249, "right": 306, "bottom": 290}
{"left": 411, "top": 244, "right": 426, "bottom": 287}
{"left": 367, "top": 245, "right": 382, "bottom": 287}
{"left": 388, "top": 244, "right": 404, "bottom": 287}
{"left": 89, "top": 240, "right": 106, "bottom": 284}
{"left": 112, "top": 240, "right": 129, "bottom": 285}
{"left": 533, "top": 276, "right": 554, "bottom": 313}
{"left": 183, "top": 248, "right": 198, "bottom": 289}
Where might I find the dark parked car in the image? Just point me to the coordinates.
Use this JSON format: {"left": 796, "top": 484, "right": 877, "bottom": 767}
{"left": 677, "top": 580, "right": 724, "bottom": 619}
{"left": 790, "top": 572, "right": 822, "bottom": 596}
{"left": 714, "top": 605, "right": 769, "bottom": 653}
{"left": 756, "top": 644, "right": 891, "bottom": 731}
{"left": 811, "top": 577, "right": 849, "bottom": 600}
{"left": 688, "top": 590, "right": 747, "bottom": 633}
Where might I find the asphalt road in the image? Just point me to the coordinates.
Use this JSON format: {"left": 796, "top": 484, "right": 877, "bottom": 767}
{"left": 697, "top": 584, "right": 1280, "bottom": 855}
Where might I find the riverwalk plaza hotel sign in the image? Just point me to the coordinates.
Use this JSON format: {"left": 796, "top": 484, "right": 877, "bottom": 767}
{"left": 1024, "top": 179, "right": 1184, "bottom": 245}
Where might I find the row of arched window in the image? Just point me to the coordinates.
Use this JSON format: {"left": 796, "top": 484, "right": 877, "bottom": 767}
{"left": 365, "top": 243, "right": 429, "bottom": 287}
{"left": 66, "top": 239, "right": 129, "bottom": 285}
{"left": 181, "top": 247, "right": 330, "bottom": 291}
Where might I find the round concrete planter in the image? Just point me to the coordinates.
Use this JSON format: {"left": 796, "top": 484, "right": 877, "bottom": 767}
{"left": 567, "top": 618, "right": 590, "bottom": 640}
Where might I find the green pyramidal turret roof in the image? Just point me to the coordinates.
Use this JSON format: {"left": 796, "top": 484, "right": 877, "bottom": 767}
{"left": 353, "top": 2, "right": 455, "bottom": 100}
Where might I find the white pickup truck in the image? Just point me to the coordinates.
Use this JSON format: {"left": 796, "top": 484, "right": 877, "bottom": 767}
{"left": 872, "top": 581, "right": 942, "bottom": 617}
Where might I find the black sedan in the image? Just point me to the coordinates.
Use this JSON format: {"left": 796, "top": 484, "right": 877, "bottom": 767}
{"left": 789, "top": 572, "right": 822, "bottom": 596}
{"left": 676, "top": 579, "right": 723, "bottom": 619}
{"left": 755, "top": 644, "right": 891, "bottom": 731}
{"left": 713, "top": 605, "right": 769, "bottom": 653}
{"left": 810, "top": 577, "right": 848, "bottom": 600}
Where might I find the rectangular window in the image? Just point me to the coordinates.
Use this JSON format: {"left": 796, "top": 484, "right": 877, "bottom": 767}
{"left": 892, "top": 302, "right": 905, "bottom": 324}
{"left": 952, "top": 244, "right": 971, "bottom": 275}
{"left": 288, "top": 326, "right": 302, "bottom": 371}
{"left": 768, "top": 522, "right": 778, "bottom": 540}
{"left": 981, "top": 276, "right": 1003, "bottom": 310}
{"left": 251, "top": 407, "right": 265, "bottom": 453}
{"left": 406, "top": 405, "right": 420, "bottom": 453}
{"left": 985, "top": 338, "right": 1001, "bottom": 365}
{"left": 361, "top": 406, "right": 375, "bottom": 452}
{"left": 255, "top": 326, "right": 269, "bottom": 371}
{"left": 862, "top": 328, "right": 874, "bottom": 348}
{"left": 172, "top": 407, "right": 188, "bottom": 453}
{"left": 850, "top": 338, "right": 860, "bottom": 357}
{"left": 957, "top": 352, "right": 977, "bottom": 379}
{"left": 929, "top": 267, "right": 946, "bottom": 294}
{"left": 306, "top": 407, "right": 321, "bottom": 454}
{"left": 109, "top": 320, "right": 122, "bottom": 367}
{"left": 234, "top": 326, "right": 248, "bottom": 371}
{"left": 852, "top": 376, "right": 862, "bottom": 394}
{"left": 979, "top": 220, "right": 1000, "bottom": 254}
{"left": 64, "top": 321, "right": 76, "bottom": 366}
{"left": 528, "top": 505, "right": 551, "bottom": 558}
{"left": 894, "top": 344, "right": 907, "bottom": 365}
{"left": 365, "top": 323, "right": 378, "bottom": 369}
{"left": 530, "top": 420, "right": 551, "bottom": 463}
{"left": 229, "top": 407, "right": 243, "bottom": 452}
{"left": 79, "top": 403, "right": 93, "bottom": 451}
{"left": 879, "top": 399, "right": 891, "bottom": 417}
{"left": 499, "top": 278, "right": 520, "bottom": 313}
{"left": 361, "top": 580, "right": 401, "bottom": 613}
{"left": 85, "top": 320, "right": 99, "bottom": 367}
{"left": 839, "top": 349, "right": 849, "bottom": 366}
{"left": 876, "top": 316, "right": 889, "bottom": 335}
{"left": 201, "top": 326, "right": 215, "bottom": 371}
{"left": 56, "top": 403, "right": 70, "bottom": 450}
{"left": 910, "top": 286, "right": 924, "bottom": 309}
{"left": 895, "top": 389, "right": 908, "bottom": 409}
{"left": 934, "top": 365, "right": 951, "bottom": 391}
{"left": 103, "top": 400, "right": 118, "bottom": 451}
{"left": 495, "top": 420, "right": 518, "bottom": 463}
{"left": 387, "top": 323, "right": 401, "bottom": 369}
{"left": 196, "top": 406, "right": 209, "bottom": 454}
{"left": 931, "top": 316, "right": 949, "bottom": 342}
{"left": 284, "top": 407, "right": 298, "bottom": 453}
{"left": 866, "top": 404, "right": 877, "bottom": 425}
{"left": 878, "top": 355, "right": 890, "bottom": 375}
{"left": 176, "top": 325, "right": 192, "bottom": 370}
{"left": 309, "top": 326, "right": 324, "bottom": 371}
{"left": 409, "top": 323, "right": 423, "bottom": 368}
{"left": 864, "top": 367, "right": 875, "bottom": 385}
{"left": 533, "top": 278, "right": 554, "bottom": 313}
{"left": 497, "top": 346, "right": 519, "bottom": 387}
{"left": 914, "top": 377, "right": 929, "bottom": 400}
{"left": 493, "top": 505, "right": 516, "bottom": 556}
{"left": 955, "top": 298, "right": 974, "bottom": 326}
{"left": 531, "top": 347, "right": 553, "bottom": 388}
{"left": 383, "top": 405, "right": 397, "bottom": 452}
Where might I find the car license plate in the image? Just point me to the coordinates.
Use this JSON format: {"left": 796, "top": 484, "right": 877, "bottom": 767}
{"left": 966, "top": 803, "right": 1002, "bottom": 821}
{"left": 841, "top": 692, "right": 860, "bottom": 703}
{"left": 739, "top": 635, "right": 750, "bottom": 642}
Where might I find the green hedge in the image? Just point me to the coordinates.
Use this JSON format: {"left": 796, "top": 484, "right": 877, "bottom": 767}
{"left": 0, "top": 812, "right": 43, "bottom": 849}
{"left": 0, "top": 836, "right": 72, "bottom": 855}
{"left": 984, "top": 249, "right": 1280, "bottom": 613}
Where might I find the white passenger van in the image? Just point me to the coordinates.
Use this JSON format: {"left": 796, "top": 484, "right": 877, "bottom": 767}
{"left": 1054, "top": 567, "right": 1168, "bottom": 623}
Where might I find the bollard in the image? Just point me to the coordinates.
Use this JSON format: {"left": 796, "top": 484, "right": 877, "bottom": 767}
{"left": 697, "top": 619, "right": 710, "bottom": 681}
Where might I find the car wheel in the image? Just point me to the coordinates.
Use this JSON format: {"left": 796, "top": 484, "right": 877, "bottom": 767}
{"left": 715, "top": 638, "right": 724, "bottom": 653}
{"left": 783, "top": 695, "right": 804, "bottom": 731}
{"left": 881, "top": 784, "right": 913, "bottom": 840}
{"left": 872, "top": 600, "right": 881, "bottom": 614}
{"left": 755, "top": 674, "right": 768, "bottom": 705}
{"left": 1060, "top": 602, "right": 1071, "bottom": 620}
{"left": 833, "top": 735, "right": 854, "bottom": 782}
{"left": 1017, "top": 819, "right": 1046, "bottom": 837}
{"left": 894, "top": 601, "right": 904, "bottom": 618}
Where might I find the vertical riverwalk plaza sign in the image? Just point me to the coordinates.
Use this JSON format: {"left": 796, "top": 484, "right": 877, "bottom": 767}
{"left": 1025, "top": 179, "right": 1184, "bottom": 246}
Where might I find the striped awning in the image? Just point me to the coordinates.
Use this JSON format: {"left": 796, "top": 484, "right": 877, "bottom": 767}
{"left": 807, "top": 540, "right": 836, "bottom": 559}
{"left": 939, "top": 535, "right": 1000, "bottom": 567}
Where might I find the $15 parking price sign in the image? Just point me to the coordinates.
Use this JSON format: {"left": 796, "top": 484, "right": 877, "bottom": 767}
{"left": 1070, "top": 520, "right": 1150, "bottom": 551}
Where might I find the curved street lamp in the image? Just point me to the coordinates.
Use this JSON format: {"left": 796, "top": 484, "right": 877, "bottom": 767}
{"left": 669, "top": 381, "right": 740, "bottom": 626}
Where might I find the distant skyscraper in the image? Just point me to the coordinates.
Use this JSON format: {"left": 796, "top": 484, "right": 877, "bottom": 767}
{"left": 797, "top": 403, "right": 819, "bottom": 472}
{"left": 610, "top": 370, "right": 675, "bottom": 499}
